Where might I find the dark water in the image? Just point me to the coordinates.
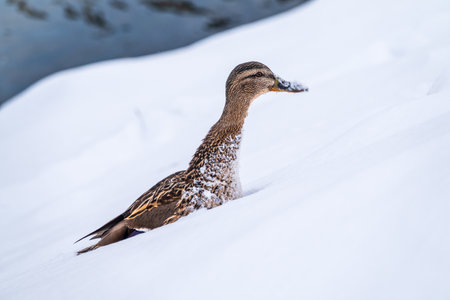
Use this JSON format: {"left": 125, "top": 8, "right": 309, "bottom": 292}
{"left": 0, "top": 0, "right": 308, "bottom": 106}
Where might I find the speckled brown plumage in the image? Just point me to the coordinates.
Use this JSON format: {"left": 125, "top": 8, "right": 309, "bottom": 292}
{"left": 76, "top": 61, "right": 307, "bottom": 254}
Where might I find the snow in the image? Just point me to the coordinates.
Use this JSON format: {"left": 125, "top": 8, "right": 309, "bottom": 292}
{"left": 1, "top": 0, "right": 450, "bottom": 298}
{"left": 185, "top": 133, "right": 243, "bottom": 208}
{"left": 275, "top": 75, "right": 308, "bottom": 92}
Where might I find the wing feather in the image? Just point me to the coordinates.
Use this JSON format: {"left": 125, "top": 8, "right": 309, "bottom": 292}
{"left": 124, "top": 170, "right": 186, "bottom": 220}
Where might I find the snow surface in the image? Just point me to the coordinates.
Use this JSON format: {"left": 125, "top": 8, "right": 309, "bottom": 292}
{"left": 1, "top": 0, "right": 450, "bottom": 299}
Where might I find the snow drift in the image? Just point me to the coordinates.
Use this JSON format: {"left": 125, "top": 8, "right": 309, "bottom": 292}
{"left": 1, "top": 0, "right": 450, "bottom": 299}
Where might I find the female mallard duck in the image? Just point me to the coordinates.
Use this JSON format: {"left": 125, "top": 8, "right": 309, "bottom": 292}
{"left": 76, "top": 61, "right": 307, "bottom": 254}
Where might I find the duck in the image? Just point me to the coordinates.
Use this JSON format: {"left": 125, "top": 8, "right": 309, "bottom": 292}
{"left": 76, "top": 61, "right": 308, "bottom": 254}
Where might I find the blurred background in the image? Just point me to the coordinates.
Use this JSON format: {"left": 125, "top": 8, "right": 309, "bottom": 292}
{"left": 0, "top": 0, "right": 308, "bottom": 106}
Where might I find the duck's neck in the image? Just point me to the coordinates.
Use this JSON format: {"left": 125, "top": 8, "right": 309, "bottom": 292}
{"left": 184, "top": 95, "right": 253, "bottom": 206}
{"left": 187, "top": 117, "right": 244, "bottom": 173}
{"left": 219, "top": 89, "right": 253, "bottom": 129}
{"left": 188, "top": 93, "right": 252, "bottom": 171}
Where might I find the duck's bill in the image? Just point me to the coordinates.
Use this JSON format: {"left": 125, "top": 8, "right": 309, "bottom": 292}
{"left": 270, "top": 76, "right": 308, "bottom": 93}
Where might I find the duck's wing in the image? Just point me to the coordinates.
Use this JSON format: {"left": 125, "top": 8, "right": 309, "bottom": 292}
{"left": 124, "top": 170, "right": 186, "bottom": 220}
{"left": 75, "top": 170, "right": 186, "bottom": 244}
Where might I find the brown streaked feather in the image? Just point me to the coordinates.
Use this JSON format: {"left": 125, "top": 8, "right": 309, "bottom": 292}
{"left": 125, "top": 171, "right": 186, "bottom": 220}
{"left": 125, "top": 200, "right": 180, "bottom": 230}
{"left": 76, "top": 170, "right": 186, "bottom": 244}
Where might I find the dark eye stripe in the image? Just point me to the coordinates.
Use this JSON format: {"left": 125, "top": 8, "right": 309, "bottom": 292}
{"left": 241, "top": 73, "right": 267, "bottom": 80}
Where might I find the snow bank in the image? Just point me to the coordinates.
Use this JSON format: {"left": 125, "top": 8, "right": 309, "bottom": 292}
{"left": 1, "top": 0, "right": 450, "bottom": 299}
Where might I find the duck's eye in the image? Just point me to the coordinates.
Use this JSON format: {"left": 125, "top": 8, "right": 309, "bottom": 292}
{"left": 255, "top": 72, "right": 263, "bottom": 77}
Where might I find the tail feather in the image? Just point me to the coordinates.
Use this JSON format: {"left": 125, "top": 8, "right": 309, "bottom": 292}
{"left": 76, "top": 244, "right": 99, "bottom": 255}
{"left": 76, "top": 222, "right": 133, "bottom": 255}
{"left": 75, "top": 214, "right": 124, "bottom": 244}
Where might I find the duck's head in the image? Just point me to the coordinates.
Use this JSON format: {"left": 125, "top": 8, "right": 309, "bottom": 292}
{"left": 225, "top": 61, "right": 308, "bottom": 102}
{"left": 218, "top": 61, "right": 308, "bottom": 127}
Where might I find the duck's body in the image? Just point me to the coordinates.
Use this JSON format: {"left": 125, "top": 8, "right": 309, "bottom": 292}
{"left": 76, "top": 62, "right": 307, "bottom": 254}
